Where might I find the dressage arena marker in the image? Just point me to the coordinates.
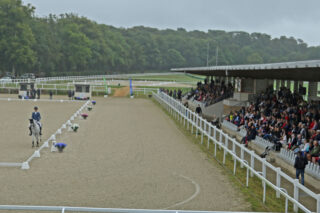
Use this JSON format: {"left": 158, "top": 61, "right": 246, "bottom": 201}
{"left": 0, "top": 98, "right": 90, "bottom": 170}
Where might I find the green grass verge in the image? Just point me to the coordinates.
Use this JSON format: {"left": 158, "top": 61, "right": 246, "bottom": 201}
{"left": 152, "top": 99, "right": 296, "bottom": 212}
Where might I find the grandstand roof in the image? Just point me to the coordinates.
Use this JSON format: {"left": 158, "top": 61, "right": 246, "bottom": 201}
{"left": 171, "top": 60, "right": 320, "bottom": 82}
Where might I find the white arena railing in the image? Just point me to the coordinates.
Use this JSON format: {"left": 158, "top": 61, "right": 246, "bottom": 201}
{"left": 0, "top": 206, "right": 275, "bottom": 213}
{"left": 34, "top": 72, "right": 182, "bottom": 83}
{"left": 153, "top": 91, "right": 320, "bottom": 213}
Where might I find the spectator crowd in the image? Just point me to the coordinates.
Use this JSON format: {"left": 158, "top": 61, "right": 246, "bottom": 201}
{"left": 226, "top": 86, "right": 320, "bottom": 165}
{"left": 185, "top": 79, "right": 234, "bottom": 106}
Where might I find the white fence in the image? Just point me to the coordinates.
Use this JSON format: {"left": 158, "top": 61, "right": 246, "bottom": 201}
{"left": 153, "top": 91, "right": 320, "bottom": 213}
{"left": 34, "top": 72, "right": 182, "bottom": 83}
{"left": 133, "top": 88, "right": 159, "bottom": 95}
{"left": 0, "top": 206, "right": 269, "bottom": 213}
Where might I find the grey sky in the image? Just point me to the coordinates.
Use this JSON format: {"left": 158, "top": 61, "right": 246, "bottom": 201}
{"left": 23, "top": 0, "right": 320, "bottom": 46}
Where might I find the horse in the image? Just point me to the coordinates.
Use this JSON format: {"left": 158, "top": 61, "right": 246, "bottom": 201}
{"left": 29, "top": 119, "right": 41, "bottom": 147}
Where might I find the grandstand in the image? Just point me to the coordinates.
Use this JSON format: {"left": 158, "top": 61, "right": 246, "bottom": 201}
{"left": 171, "top": 59, "right": 320, "bottom": 201}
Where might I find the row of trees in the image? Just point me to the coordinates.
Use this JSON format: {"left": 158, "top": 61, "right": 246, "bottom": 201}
{"left": 0, "top": 0, "right": 320, "bottom": 77}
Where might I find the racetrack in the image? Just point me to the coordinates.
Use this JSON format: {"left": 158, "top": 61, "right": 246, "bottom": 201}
{"left": 0, "top": 97, "right": 250, "bottom": 211}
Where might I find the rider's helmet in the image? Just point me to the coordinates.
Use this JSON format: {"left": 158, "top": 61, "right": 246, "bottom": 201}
{"left": 34, "top": 106, "right": 38, "bottom": 110}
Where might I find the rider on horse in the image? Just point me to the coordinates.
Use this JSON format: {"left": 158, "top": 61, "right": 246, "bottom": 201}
{"left": 29, "top": 106, "right": 42, "bottom": 136}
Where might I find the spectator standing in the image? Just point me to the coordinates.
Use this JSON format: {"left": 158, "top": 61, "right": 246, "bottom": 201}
{"left": 68, "top": 90, "right": 72, "bottom": 100}
{"left": 37, "top": 88, "right": 41, "bottom": 99}
{"left": 294, "top": 151, "right": 308, "bottom": 185}
{"left": 49, "top": 90, "right": 53, "bottom": 100}
{"left": 195, "top": 104, "right": 202, "bottom": 115}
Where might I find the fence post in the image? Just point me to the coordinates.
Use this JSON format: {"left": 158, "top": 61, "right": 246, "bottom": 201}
{"left": 293, "top": 179, "right": 299, "bottom": 213}
{"left": 276, "top": 167, "right": 281, "bottom": 198}
{"left": 250, "top": 151, "right": 255, "bottom": 177}
{"left": 240, "top": 145, "right": 244, "bottom": 168}
{"left": 201, "top": 120, "right": 204, "bottom": 144}
{"left": 317, "top": 194, "right": 320, "bottom": 213}
{"left": 187, "top": 111, "right": 190, "bottom": 130}
{"left": 196, "top": 116, "right": 199, "bottom": 137}
{"left": 223, "top": 147, "right": 226, "bottom": 165}
{"left": 207, "top": 126, "right": 211, "bottom": 149}
{"left": 262, "top": 159, "right": 266, "bottom": 179}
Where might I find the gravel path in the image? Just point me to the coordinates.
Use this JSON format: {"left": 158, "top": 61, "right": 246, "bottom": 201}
{"left": 0, "top": 97, "right": 250, "bottom": 211}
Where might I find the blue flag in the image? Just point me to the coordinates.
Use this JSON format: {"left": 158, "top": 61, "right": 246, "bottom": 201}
{"left": 130, "top": 79, "right": 133, "bottom": 96}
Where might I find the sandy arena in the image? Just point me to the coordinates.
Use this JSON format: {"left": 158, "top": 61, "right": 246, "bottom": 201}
{"left": 0, "top": 97, "right": 250, "bottom": 211}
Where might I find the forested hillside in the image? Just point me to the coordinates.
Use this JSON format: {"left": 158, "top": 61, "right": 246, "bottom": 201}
{"left": 0, "top": 0, "right": 320, "bottom": 77}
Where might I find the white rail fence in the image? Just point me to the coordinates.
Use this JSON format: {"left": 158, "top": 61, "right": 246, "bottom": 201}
{"left": 133, "top": 88, "right": 159, "bottom": 95}
{"left": 0, "top": 206, "right": 268, "bottom": 213}
{"left": 35, "top": 72, "right": 182, "bottom": 83}
{"left": 0, "top": 98, "right": 90, "bottom": 170}
{"left": 222, "top": 120, "right": 320, "bottom": 179}
{"left": 153, "top": 91, "right": 320, "bottom": 213}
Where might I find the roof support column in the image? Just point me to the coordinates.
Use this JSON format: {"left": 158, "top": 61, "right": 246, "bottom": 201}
{"left": 275, "top": 80, "right": 281, "bottom": 91}
{"left": 308, "top": 82, "right": 318, "bottom": 101}
{"left": 293, "top": 81, "right": 299, "bottom": 93}
{"left": 225, "top": 76, "right": 229, "bottom": 85}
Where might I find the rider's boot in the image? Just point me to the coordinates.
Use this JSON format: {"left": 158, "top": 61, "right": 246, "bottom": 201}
{"left": 29, "top": 127, "right": 32, "bottom": 136}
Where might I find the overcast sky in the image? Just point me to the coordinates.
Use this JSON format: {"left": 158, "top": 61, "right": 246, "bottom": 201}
{"left": 23, "top": 0, "right": 320, "bottom": 47}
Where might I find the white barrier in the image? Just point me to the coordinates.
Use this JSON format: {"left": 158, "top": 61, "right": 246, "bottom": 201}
{"left": 0, "top": 205, "right": 273, "bottom": 213}
{"left": 154, "top": 91, "right": 319, "bottom": 213}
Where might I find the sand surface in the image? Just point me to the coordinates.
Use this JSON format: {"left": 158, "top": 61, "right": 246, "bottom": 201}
{"left": 0, "top": 97, "right": 249, "bottom": 211}
{"left": 0, "top": 98, "right": 83, "bottom": 162}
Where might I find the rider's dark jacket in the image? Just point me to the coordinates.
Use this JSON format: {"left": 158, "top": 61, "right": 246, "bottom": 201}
{"left": 32, "top": 112, "right": 41, "bottom": 121}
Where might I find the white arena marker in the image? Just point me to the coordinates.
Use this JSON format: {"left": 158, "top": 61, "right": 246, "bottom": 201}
{"left": 51, "top": 142, "right": 58, "bottom": 152}
{"left": 34, "top": 150, "right": 40, "bottom": 158}
{"left": 34, "top": 99, "right": 37, "bottom": 102}
{"left": 43, "top": 141, "right": 49, "bottom": 148}
{"left": 70, "top": 116, "right": 74, "bottom": 121}
{"left": 62, "top": 124, "right": 66, "bottom": 129}
{"left": 56, "top": 129, "right": 62, "bottom": 134}
{"left": 50, "top": 135, "right": 56, "bottom": 141}
{"left": 8, "top": 98, "right": 11, "bottom": 101}
{"left": 21, "top": 162, "right": 30, "bottom": 170}
{"left": 60, "top": 99, "right": 64, "bottom": 103}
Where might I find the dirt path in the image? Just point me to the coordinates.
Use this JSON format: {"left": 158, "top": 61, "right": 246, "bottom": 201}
{"left": 0, "top": 98, "right": 250, "bottom": 211}
{"left": 113, "top": 87, "right": 130, "bottom": 97}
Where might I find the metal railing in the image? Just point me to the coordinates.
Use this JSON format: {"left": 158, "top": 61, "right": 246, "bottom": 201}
{"left": 133, "top": 88, "right": 159, "bottom": 95}
{"left": 35, "top": 72, "right": 182, "bottom": 83}
{"left": 153, "top": 91, "right": 320, "bottom": 213}
{"left": 0, "top": 205, "right": 271, "bottom": 213}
